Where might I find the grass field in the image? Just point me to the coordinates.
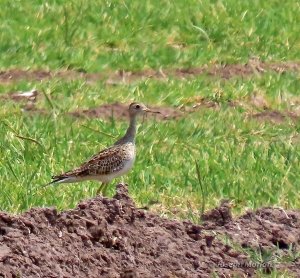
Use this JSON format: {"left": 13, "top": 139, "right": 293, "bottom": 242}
{"left": 0, "top": 0, "right": 300, "bottom": 222}
{"left": 1, "top": 0, "right": 299, "bottom": 70}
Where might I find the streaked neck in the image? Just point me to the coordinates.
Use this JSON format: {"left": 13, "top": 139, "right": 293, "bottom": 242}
{"left": 115, "top": 115, "right": 136, "bottom": 145}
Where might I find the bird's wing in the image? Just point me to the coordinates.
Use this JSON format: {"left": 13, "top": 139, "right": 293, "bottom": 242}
{"left": 52, "top": 146, "right": 125, "bottom": 181}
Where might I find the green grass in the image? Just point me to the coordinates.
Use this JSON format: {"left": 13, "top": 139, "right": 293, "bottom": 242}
{"left": 0, "top": 0, "right": 299, "bottom": 71}
{"left": 0, "top": 71, "right": 299, "bottom": 216}
{"left": 220, "top": 236, "right": 298, "bottom": 278}
{"left": 1, "top": 3, "right": 300, "bottom": 275}
{"left": 0, "top": 1, "right": 299, "bottom": 219}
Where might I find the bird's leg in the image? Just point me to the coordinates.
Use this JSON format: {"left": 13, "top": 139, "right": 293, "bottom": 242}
{"left": 96, "top": 182, "right": 106, "bottom": 195}
{"left": 102, "top": 183, "right": 110, "bottom": 196}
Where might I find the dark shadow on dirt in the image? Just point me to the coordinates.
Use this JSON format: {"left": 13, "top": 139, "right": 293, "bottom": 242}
{"left": 0, "top": 61, "right": 299, "bottom": 84}
{"left": 0, "top": 184, "right": 299, "bottom": 277}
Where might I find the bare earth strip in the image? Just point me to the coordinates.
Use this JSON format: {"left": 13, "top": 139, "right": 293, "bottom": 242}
{"left": 0, "top": 60, "right": 299, "bottom": 84}
{"left": 1, "top": 90, "right": 300, "bottom": 124}
{"left": 71, "top": 102, "right": 300, "bottom": 124}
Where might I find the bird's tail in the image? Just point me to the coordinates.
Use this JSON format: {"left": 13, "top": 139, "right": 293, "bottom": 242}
{"left": 42, "top": 175, "right": 75, "bottom": 188}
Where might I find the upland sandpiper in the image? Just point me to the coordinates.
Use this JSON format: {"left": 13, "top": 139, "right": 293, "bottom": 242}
{"left": 48, "top": 102, "right": 159, "bottom": 194}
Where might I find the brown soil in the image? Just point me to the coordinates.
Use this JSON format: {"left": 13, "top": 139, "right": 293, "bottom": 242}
{"left": 0, "top": 184, "right": 299, "bottom": 277}
{"left": 72, "top": 101, "right": 299, "bottom": 125}
{"left": 71, "top": 102, "right": 183, "bottom": 121}
{"left": 203, "top": 203, "right": 300, "bottom": 275}
{"left": 250, "top": 111, "right": 299, "bottom": 124}
{"left": 0, "top": 61, "right": 299, "bottom": 84}
{"left": 1, "top": 89, "right": 299, "bottom": 125}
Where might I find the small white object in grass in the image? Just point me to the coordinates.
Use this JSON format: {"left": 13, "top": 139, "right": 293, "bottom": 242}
{"left": 14, "top": 89, "right": 38, "bottom": 98}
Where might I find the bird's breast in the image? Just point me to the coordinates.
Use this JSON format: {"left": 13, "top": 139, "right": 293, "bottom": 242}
{"left": 122, "top": 142, "right": 136, "bottom": 160}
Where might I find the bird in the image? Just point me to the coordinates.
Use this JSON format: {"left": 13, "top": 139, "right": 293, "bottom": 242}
{"left": 47, "top": 102, "right": 160, "bottom": 195}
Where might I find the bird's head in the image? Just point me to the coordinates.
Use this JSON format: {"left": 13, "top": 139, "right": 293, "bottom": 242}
{"left": 128, "top": 102, "right": 160, "bottom": 117}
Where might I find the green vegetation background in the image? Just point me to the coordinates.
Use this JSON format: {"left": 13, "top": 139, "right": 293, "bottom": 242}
{"left": 0, "top": 0, "right": 299, "bottom": 220}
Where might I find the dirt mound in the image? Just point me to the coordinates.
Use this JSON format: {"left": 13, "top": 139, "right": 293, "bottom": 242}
{"left": 0, "top": 184, "right": 252, "bottom": 278}
{"left": 203, "top": 202, "right": 300, "bottom": 275}
{"left": 1, "top": 185, "right": 300, "bottom": 277}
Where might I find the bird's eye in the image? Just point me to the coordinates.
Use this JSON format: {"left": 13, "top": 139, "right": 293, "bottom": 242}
{"left": 135, "top": 104, "right": 140, "bottom": 109}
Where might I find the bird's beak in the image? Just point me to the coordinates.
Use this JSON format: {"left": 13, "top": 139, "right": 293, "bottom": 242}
{"left": 144, "top": 108, "right": 161, "bottom": 114}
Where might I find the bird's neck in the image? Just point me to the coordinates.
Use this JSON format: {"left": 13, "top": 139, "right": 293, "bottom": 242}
{"left": 125, "top": 116, "right": 137, "bottom": 142}
{"left": 115, "top": 116, "right": 136, "bottom": 145}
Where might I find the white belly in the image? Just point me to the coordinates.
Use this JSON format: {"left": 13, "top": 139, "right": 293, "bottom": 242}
{"left": 95, "top": 158, "right": 135, "bottom": 183}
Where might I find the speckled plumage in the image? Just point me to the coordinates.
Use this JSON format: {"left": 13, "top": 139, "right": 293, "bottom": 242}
{"left": 49, "top": 102, "right": 159, "bottom": 194}
{"left": 52, "top": 142, "right": 135, "bottom": 182}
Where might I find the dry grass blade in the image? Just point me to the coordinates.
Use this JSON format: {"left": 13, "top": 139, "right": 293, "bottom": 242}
{"left": 15, "top": 135, "right": 44, "bottom": 149}
{"left": 195, "top": 160, "right": 206, "bottom": 217}
{"left": 81, "top": 124, "right": 117, "bottom": 138}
